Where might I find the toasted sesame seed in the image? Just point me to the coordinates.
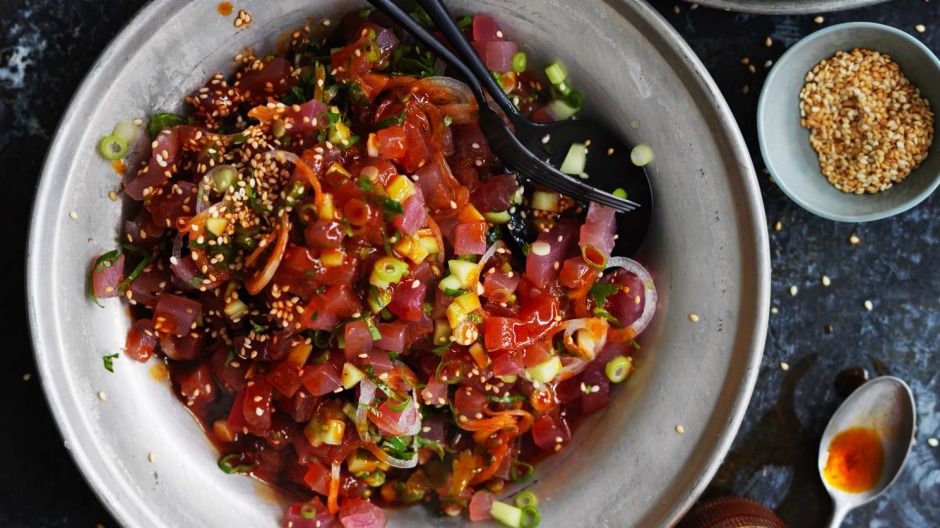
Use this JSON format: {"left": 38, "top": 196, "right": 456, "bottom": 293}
{"left": 915, "top": 24, "right": 926, "bottom": 33}
{"left": 98, "top": 391, "right": 107, "bottom": 401}
{"left": 764, "top": 36, "right": 773, "bottom": 47}
{"left": 928, "top": 437, "right": 939, "bottom": 447}
{"left": 864, "top": 300, "right": 873, "bottom": 311}
{"left": 822, "top": 275, "right": 831, "bottom": 287}
{"left": 148, "top": 452, "right": 155, "bottom": 463}
{"left": 814, "top": 16, "right": 824, "bottom": 24}
{"left": 780, "top": 361, "right": 790, "bottom": 371}
{"left": 69, "top": 211, "right": 78, "bottom": 219}
{"left": 771, "top": 307, "right": 779, "bottom": 314}
{"left": 689, "top": 313, "right": 699, "bottom": 322}
{"left": 675, "top": 425, "right": 685, "bottom": 434}
{"left": 790, "top": 285, "right": 798, "bottom": 296}
{"left": 22, "top": 373, "right": 31, "bottom": 381}
{"left": 774, "top": 220, "right": 782, "bottom": 232}
{"left": 849, "top": 235, "right": 860, "bottom": 244}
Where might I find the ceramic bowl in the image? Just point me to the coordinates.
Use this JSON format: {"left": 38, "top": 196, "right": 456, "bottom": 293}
{"left": 27, "top": 0, "right": 769, "bottom": 526}
{"left": 688, "top": 0, "right": 888, "bottom": 15}
{"left": 757, "top": 22, "right": 940, "bottom": 222}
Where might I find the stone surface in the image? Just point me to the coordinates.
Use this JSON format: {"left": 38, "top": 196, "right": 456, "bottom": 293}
{"left": 2, "top": 0, "right": 937, "bottom": 527}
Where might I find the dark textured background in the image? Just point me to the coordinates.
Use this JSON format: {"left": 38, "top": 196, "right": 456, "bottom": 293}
{"left": 2, "top": 0, "right": 938, "bottom": 526}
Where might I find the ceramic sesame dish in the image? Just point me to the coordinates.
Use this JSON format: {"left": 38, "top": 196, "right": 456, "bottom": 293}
{"left": 757, "top": 22, "right": 940, "bottom": 223}
{"left": 27, "top": 0, "right": 769, "bottom": 527}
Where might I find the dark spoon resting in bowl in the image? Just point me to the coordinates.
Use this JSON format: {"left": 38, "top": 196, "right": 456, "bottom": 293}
{"left": 367, "top": 0, "right": 653, "bottom": 256}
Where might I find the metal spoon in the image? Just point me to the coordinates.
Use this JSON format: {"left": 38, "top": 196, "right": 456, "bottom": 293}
{"left": 818, "top": 375, "right": 916, "bottom": 527}
{"left": 367, "top": 0, "right": 653, "bottom": 256}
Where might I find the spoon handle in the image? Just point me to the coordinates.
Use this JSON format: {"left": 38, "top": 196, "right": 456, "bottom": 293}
{"left": 414, "top": 0, "right": 520, "bottom": 118}
{"left": 826, "top": 502, "right": 850, "bottom": 528}
{"left": 366, "top": 0, "right": 486, "bottom": 103}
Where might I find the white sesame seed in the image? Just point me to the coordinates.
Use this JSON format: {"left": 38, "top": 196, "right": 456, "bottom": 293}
{"left": 864, "top": 300, "right": 873, "bottom": 311}
{"left": 780, "top": 361, "right": 790, "bottom": 371}
{"left": 790, "top": 285, "right": 798, "bottom": 296}
{"left": 675, "top": 425, "right": 685, "bottom": 434}
{"left": 928, "top": 438, "right": 939, "bottom": 447}
{"left": 148, "top": 452, "right": 155, "bottom": 463}
{"left": 915, "top": 24, "right": 926, "bottom": 33}
{"left": 689, "top": 313, "right": 700, "bottom": 322}
{"left": 23, "top": 373, "right": 31, "bottom": 381}
{"left": 68, "top": 211, "right": 78, "bottom": 219}
{"left": 849, "top": 235, "right": 860, "bottom": 244}
{"left": 814, "top": 16, "right": 824, "bottom": 24}
{"left": 98, "top": 391, "right": 107, "bottom": 401}
{"left": 822, "top": 276, "right": 831, "bottom": 287}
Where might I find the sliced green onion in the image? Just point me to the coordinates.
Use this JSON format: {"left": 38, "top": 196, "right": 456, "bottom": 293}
{"left": 530, "top": 190, "right": 560, "bottom": 212}
{"left": 613, "top": 188, "right": 628, "bottom": 199}
{"left": 520, "top": 505, "right": 541, "bottom": 528}
{"left": 565, "top": 90, "right": 582, "bottom": 109}
{"left": 605, "top": 356, "right": 634, "bottom": 383}
{"left": 512, "top": 52, "right": 527, "bottom": 73}
{"left": 559, "top": 143, "right": 587, "bottom": 175}
{"left": 547, "top": 98, "right": 579, "bottom": 120}
{"left": 515, "top": 491, "right": 539, "bottom": 508}
{"left": 510, "top": 459, "right": 534, "bottom": 482}
{"left": 545, "top": 60, "right": 568, "bottom": 85}
{"left": 99, "top": 135, "right": 128, "bottom": 160}
{"left": 112, "top": 120, "right": 141, "bottom": 144}
{"left": 630, "top": 144, "right": 654, "bottom": 167}
{"left": 218, "top": 453, "right": 254, "bottom": 474}
{"left": 581, "top": 244, "right": 608, "bottom": 270}
{"left": 369, "top": 256, "right": 409, "bottom": 289}
{"left": 300, "top": 502, "right": 317, "bottom": 519}
{"left": 387, "top": 391, "right": 411, "bottom": 412}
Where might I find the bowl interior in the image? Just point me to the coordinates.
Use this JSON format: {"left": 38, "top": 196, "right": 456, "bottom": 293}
{"left": 758, "top": 23, "right": 940, "bottom": 222}
{"left": 28, "top": 0, "right": 768, "bottom": 526}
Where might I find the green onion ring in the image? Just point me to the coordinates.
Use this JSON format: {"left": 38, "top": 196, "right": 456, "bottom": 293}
{"left": 99, "top": 134, "right": 128, "bottom": 160}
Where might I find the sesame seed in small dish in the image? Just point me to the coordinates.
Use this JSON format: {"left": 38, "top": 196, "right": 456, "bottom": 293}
{"left": 757, "top": 22, "right": 940, "bottom": 222}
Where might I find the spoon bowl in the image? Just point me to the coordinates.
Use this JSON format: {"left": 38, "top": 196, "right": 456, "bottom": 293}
{"left": 818, "top": 376, "right": 916, "bottom": 527}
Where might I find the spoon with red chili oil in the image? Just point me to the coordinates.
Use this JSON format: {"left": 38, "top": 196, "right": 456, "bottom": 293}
{"left": 818, "top": 375, "right": 915, "bottom": 527}
{"left": 367, "top": 0, "right": 653, "bottom": 256}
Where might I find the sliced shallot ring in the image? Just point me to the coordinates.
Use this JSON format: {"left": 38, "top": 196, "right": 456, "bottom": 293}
{"left": 557, "top": 357, "right": 588, "bottom": 381}
{"left": 244, "top": 213, "right": 290, "bottom": 295}
{"left": 478, "top": 240, "right": 503, "bottom": 269}
{"left": 606, "top": 256, "right": 657, "bottom": 338}
{"left": 355, "top": 379, "right": 378, "bottom": 442}
{"left": 560, "top": 317, "right": 609, "bottom": 361}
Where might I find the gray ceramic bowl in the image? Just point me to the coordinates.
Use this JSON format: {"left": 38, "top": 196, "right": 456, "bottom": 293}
{"left": 757, "top": 22, "right": 940, "bottom": 222}
{"left": 688, "top": 0, "right": 888, "bottom": 15}
{"left": 27, "top": 1, "right": 769, "bottom": 526}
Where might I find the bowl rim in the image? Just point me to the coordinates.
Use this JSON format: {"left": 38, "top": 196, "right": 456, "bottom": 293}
{"left": 757, "top": 21, "right": 940, "bottom": 223}
{"left": 686, "top": 0, "right": 888, "bottom": 14}
{"left": 26, "top": 0, "right": 770, "bottom": 526}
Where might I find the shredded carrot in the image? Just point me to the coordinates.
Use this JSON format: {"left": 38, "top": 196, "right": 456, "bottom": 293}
{"left": 327, "top": 460, "right": 341, "bottom": 514}
{"left": 245, "top": 213, "right": 290, "bottom": 295}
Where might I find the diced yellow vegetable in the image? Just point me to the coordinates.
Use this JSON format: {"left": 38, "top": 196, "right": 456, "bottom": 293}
{"left": 329, "top": 120, "right": 352, "bottom": 145}
{"left": 286, "top": 342, "right": 313, "bottom": 368}
{"left": 447, "top": 259, "right": 481, "bottom": 289}
{"left": 347, "top": 449, "right": 380, "bottom": 475}
{"left": 456, "top": 203, "right": 484, "bottom": 222}
{"left": 526, "top": 356, "right": 562, "bottom": 384}
{"left": 318, "top": 193, "right": 335, "bottom": 220}
{"left": 395, "top": 236, "right": 429, "bottom": 264}
{"left": 342, "top": 362, "right": 366, "bottom": 389}
{"left": 386, "top": 174, "right": 416, "bottom": 203}
{"left": 321, "top": 248, "right": 346, "bottom": 268}
{"left": 325, "top": 161, "right": 352, "bottom": 180}
{"left": 224, "top": 299, "right": 249, "bottom": 320}
{"left": 206, "top": 217, "right": 228, "bottom": 237}
{"left": 468, "top": 342, "right": 490, "bottom": 368}
{"left": 417, "top": 229, "right": 440, "bottom": 254}
{"left": 433, "top": 318, "right": 451, "bottom": 345}
{"left": 438, "top": 275, "right": 463, "bottom": 294}
{"left": 321, "top": 419, "right": 346, "bottom": 445}
{"left": 446, "top": 292, "right": 481, "bottom": 328}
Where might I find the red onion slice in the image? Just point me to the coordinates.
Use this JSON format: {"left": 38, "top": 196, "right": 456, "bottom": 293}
{"left": 606, "top": 256, "right": 657, "bottom": 338}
